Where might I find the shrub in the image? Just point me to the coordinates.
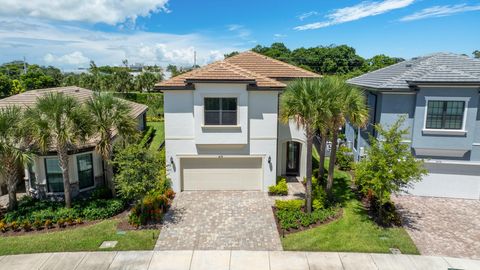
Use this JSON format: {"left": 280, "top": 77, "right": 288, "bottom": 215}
{"left": 44, "top": 219, "right": 53, "bottom": 229}
{"left": 139, "top": 126, "right": 155, "bottom": 148}
{"left": 269, "top": 178, "right": 288, "bottom": 196}
{"left": 128, "top": 186, "right": 174, "bottom": 226}
{"left": 275, "top": 205, "right": 339, "bottom": 231}
{"left": 335, "top": 145, "right": 354, "bottom": 171}
{"left": 57, "top": 219, "right": 66, "bottom": 228}
{"left": 76, "top": 218, "right": 83, "bottom": 225}
{"left": 33, "top": 219, "right": 43, "bottom": 230}
{"left": 10, "top": 221, "right": 19, "bottom": 231}
{"left": 90, "top": 187, "right": 112, "bottom": 200}
{"left": 22, "top": 220, "right": 32, "bottom": 231}
{"left": 0, "top": 221, "right": 8, "bottom": 233}
{"left": 113, "top": 144, "right": 166, "bottom": 201}
{"left": 275, "top": 199, "right": 304, "bottom": 211}
{"left": 81, "top": 199, "right": 124, "bottom": 220}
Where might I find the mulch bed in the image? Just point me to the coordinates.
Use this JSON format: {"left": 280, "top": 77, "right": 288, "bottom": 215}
{"left": 272, "top": 206, "right": 343, "bottom": 237}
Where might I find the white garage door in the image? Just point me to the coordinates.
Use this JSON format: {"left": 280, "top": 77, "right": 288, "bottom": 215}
{"left": 407, "top": 163, "right": 480, "bottom": 200}
{"left": 181, "top": 157, "right": 263, "bottom": 191}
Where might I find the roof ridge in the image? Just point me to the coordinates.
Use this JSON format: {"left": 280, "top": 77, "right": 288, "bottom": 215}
{"left": 185, "top": 60, "right": 254, "bottom": 80}
{"left": 222, "top": 61, "right": 286, "bottom": 86}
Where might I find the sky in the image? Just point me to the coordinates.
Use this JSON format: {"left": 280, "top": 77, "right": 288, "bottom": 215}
{"left": 0, "top": 0, "right": 479, "bottom": 70}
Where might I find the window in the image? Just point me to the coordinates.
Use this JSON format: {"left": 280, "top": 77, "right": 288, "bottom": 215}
{"left": 77, "top": 153, "right": 94, "bottom": 190}
{"left": 45, "top": 158, "right": 63, "bottom": 193}
{"left": 426, "top": 100, "right": 465, "bottom": 130}
{"left": 204, "top": 98, "right": 237, "bottom": 125}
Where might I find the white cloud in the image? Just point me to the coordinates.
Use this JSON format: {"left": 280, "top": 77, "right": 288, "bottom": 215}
{"left": 295, "top": 0, "right": 415, "bottom": 30}
{"left": 400, "top": 4, "right": 480, "bottom": 21}
{"left": 226, "top": 24, "right": 252, "bottom": 40}
{"left": 0, "top": 0, "right": 170, "bottom": 25}
{"left": 273, "top": 34, "right": 287, "bottom": 39}
{"left": 44, "top": 51, "right": 90, "bottom": 65}
{"left": 298, "top": 11, "right": 318, "bottom": 21}
{"left": 0, "top": 18, "right": 246, "bottom": 69}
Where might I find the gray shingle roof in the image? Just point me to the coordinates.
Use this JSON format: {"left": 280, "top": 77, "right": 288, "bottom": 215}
{"left": 347, "top": 53, "right": 480, "bottom": 89}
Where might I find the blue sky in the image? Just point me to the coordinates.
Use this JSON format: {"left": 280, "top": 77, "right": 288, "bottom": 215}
{"left": 0, "top": 0, "right": 479, "bottom": 70}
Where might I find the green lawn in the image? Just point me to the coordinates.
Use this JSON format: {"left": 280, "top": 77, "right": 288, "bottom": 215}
{"left": 147, "top": 121, "right": 165, "bottom": 151}
{"left": 0, "top": 219, "right": 159, "bottom": 256}
{"left": 282, "top": 149, "right": 419, "bottom": 254}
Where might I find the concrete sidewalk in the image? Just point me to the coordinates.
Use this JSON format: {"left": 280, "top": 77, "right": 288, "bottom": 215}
{"left": 1, "top": 250, "right": 479, "bottom": 270}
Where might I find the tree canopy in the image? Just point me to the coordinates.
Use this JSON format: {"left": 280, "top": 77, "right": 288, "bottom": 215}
{"left": 250, "top": 43, "right": 404, "bottom": 77}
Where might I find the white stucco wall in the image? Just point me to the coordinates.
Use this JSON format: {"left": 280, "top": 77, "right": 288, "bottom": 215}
{"left": 164, "top": 83, "right": 289, "bottom": 192}
{"left": 26, "top": 150, "right": 103, "bottom": 193}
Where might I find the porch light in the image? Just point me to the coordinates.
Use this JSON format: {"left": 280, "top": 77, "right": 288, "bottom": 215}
{"left": 268, "top": 156, "right": 271, "bottom": 164}
{"left": 170, "top": 157, "right": 174, "bottom": 165}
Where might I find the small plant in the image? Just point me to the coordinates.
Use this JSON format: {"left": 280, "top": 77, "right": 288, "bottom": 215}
{"left": 76, "top": 218, "right": 83, "bottom": 225}
{"left": 0, "top": 221, "right": 8, "bottom": 233}
{"left": 22, "top": 220, "right": 32, "bottom": 231}
{"left": 10, "top": 221, "right": 20, "bottom": 231}
{"left": 44, "top": 219, "right": 53, "bottom": 229}
{"left": 66, "top": 217, "right": 75, "bottom": 226}
{"left": 335, "top": 145, "right": 354, "bottom": 171}
{"left": 33, "top": 219, "right": 43, "bottom": 230}
{"left": 275, "top": 199, "right": 304, "bottom": 211}
{"left": 57, "top": 218, "right": 66, "bottom": 228}
{"left": 268, "top": 178, "right": 288, "bottom": 196}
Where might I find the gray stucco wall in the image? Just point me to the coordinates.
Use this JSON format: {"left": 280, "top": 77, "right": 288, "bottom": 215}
{"left": 411, "top": 87, "right": 479, "bottom": 161}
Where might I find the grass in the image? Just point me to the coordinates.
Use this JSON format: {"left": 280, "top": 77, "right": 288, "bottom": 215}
{"left": 147, "top": 121, "right": 165, "bottom": 151}
{"left": 0, "top": 219, "right": 159, "bottom": 256}
{"left": 282, "top": 148, "right": 419, "bottom": 254}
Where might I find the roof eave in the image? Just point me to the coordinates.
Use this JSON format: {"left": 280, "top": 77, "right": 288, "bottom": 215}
{"left": 184, "top": 79, "right": 256, "bottom": 84}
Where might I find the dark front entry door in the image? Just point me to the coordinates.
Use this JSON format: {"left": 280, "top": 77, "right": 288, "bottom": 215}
{"left": 286, "top": 141, "right": 300, "bottom": 176}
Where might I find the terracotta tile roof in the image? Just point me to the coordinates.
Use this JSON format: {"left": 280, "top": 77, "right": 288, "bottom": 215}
{"left": 0, "top": 86, "right": 148, "bottom": 151}
{"left": 156, "top": 50, "right": 319, "bottom": 90}
{"left": 225, "top": 51, "right": 320, "bottom": 79}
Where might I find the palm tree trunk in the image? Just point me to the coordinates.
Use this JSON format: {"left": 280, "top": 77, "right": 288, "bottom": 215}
{"left": 318, "top": 132, "right": 327, "bottom": 182}
{"left": 305, "top": 130, "right": 313, "bottom": 214}
{"left": 326, "top": 127, "right": 339, "bottom": 199}
{"left": 57, "top": 146, "right": 72, "bottom": 208}
{"left": 5, "top": 160, "right": 19, "bottom": 211}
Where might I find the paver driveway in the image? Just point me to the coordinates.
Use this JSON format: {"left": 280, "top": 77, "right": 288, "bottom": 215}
{"left": 155, "top": 191, "right": 282, "bottom": 251}
{"left": 394, "top": 195, "right": 480, "bottom": 260}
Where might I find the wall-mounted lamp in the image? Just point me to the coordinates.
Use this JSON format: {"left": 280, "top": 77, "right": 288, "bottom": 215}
{"left": 268, "top": 156, "right": 271, "bottom": 164}
{"left": 170, "top": 157, "right": 174, "bottom": 165}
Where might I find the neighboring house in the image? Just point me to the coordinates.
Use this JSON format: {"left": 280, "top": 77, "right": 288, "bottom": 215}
{"left": 155, "top": 51, "right": 319, "bottom": 193}
{"left": 346, "top": 53, "right": 480, "bottom": 200}
{"left": 0, "top": 86, "right": 148, "bottom": 199}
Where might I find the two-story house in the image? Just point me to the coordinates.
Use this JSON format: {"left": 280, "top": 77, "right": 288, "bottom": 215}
{"left": 155, "top": 51, "right": 319, "bottom": 193}
{"left": 346, "top": 53, "right": 480, "bottom": 200}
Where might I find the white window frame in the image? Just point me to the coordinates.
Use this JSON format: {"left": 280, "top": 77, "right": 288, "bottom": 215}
{"left": 422, "top": 96, "right": 470, "bottom": 135}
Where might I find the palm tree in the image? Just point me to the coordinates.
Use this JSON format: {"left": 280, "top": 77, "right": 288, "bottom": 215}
{"left": 324, "top": 77, "right": 369, "bottom": 198}
{"left": 86, "top": 92, "right": 137, "bottom": 194}
{"left": 0, "top": 106, "right": 32, "bottom": 210}
{"left": 26, "top": 93, "right": 90, "bottom": 208}
{"left": 281, "top": 79, "right": 327, "bottom": 213}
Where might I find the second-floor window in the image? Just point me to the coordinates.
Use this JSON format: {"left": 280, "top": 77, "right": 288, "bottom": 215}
{"left": 426, "top": 100, "right": 465, "bottom": 130}
{"left": 204, "top": 97, "right": 237, "bottom": 125}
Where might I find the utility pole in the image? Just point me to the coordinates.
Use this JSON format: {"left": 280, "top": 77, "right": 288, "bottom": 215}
{"left": 23, "top": 56, "right": 27, "bottom": 74}
{"left": 193, "top": 51, "right": 197, "bottom": 68}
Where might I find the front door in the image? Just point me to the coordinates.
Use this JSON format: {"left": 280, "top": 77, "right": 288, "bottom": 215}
{"left": 286, "top": 141, "right": 300, "bottom": 176}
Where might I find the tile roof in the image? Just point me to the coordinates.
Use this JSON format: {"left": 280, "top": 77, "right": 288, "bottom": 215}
{"left": 347, "top": 53, "right": 480, "bottom": 90}
{"left": 0, "top": 86, "right": 147, "bottom": 117}
{"left": 0, "top": 86, "right": 148, "bottom": 151}
{"left": 224, "top": 51, "right": 320, "bottom": 79}
{"left": 156, "top": 50, "right": 319, "bottom": 90}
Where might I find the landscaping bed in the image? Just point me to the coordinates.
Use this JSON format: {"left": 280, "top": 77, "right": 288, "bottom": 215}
{"left": 273, "top": 202, "right": 342, "bottom": 236}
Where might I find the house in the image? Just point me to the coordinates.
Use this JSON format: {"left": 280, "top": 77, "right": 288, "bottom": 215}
{"left": 346, "top": 53, "right": 480, "bottom": 200}
{"left": 155, "top": 51, "right": 319, "bottom": 193}
{"left": 0, "top": 86, "right": 148, "bottom": 198}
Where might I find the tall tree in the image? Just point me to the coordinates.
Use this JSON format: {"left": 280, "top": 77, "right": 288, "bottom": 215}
{"left": 0, "top": 106, "right": 32, "bottom": 210}
{"left": 26, "top": 93, "right": 90, "bottom": 208}
{"left": 281, "top": 79, "right": 325, "bottom": 213}
{"left": 86, "top": 92, "right": 137, "bottom": 194}
{"left": 324, "top": 77, "right": 369, "bottom": 198}
{"left": 474, "top": 50, "right": 480, "bottom": 59}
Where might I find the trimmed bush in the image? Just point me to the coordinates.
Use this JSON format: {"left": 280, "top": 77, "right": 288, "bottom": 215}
{"left": 335, "top": 145, "right": 354, "bottom": 171}
{"left": 275, "top": 199, "right": 304, "bottom": 211}
{"left": 269, "top": 178, "right": 288, "bottom": 195}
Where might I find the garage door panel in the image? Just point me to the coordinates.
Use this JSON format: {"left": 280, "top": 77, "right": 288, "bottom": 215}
{"left": 182, "top": 157, "right": 263, "bottom": 191}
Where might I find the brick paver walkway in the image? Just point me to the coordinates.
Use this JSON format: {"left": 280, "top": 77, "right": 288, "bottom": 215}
{"left": 394, "top": 195, "right": 480, "bottom": 260}
{"left": 155, "top": 191, "right": 282, "bottom": 251}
